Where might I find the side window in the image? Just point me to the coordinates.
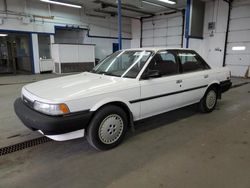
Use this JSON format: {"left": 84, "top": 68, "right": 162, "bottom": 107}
{"left": 147, "top": 51, "right": 178, "bottom": 77}
{"left": 178, "top": 52, "right": 208, "bottom": 73}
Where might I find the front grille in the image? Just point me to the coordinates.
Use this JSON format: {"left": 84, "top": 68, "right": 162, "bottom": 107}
{"left": 22, "top": 95, "right": 34, "bottom": 109}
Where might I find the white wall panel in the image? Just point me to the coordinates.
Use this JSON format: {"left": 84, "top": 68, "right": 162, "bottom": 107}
{"left": 131, "top": 19, "right": 141, "bottom": 38}
{"left": 143, "top": 30, "right": 154, "bottom": 38}
{"left": 215, "top": 0, "right": 229, "bottom": 33}
{"left": 131, "top": 19, "right": 141, "bottom": 48}
{"left": 142, "top": 21, "right": 154, "bottom": 30}
{"left": 167, "top": 17, "right": 182, "bottom": 27}
{"left": 154, "top": 37, "right": 167, "bottom": 46}
{"left": 154, "top": 28, "right": 167, "bottom": 37}
{"left": 226, "top": 54, "right": 250, "bottom": 66}
{"left": 167, "top": 36, "right": 182, "bottom": 45}
{"left": 59, "top": 45, "right": 79, "bottom": 63}
{"left": 230, "top": 18, "right": 250, "bottom": 31}
{"left": 142, "top": 38, "right": 154, "bottom": 47}
{"left": 225, "top": 1, "right": 250, "bottom": 77}
{"left": 131, "top": 38, "right": 140, "bottom": 48}
{"left": 227, "top": 65, "right": 249, "bottom": 77}
{"left": 228, "top": 30, "right": 250, "bottom": 43}
{"left": 142, "top": 13, "right": 183, "bottom": 48}
{"left": 230, "top": 5, "right": 250, "bottom": 19}
{"left": 167, "top": 27, "right": 182, "bottom": 36}
{"left": 154, "top": 20, "right": 168, "bottom": 28}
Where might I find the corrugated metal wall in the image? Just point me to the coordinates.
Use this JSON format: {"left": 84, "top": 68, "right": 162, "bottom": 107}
{"left": 226, "top": 0, "right": 250, "bottom": 77}
{"left": 142, "top": 12, "right": 183, "bottom": 48}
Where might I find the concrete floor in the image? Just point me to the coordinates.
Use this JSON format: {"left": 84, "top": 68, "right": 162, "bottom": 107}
{"left": 0, "top": 74, "right": 250, "bottom": 188}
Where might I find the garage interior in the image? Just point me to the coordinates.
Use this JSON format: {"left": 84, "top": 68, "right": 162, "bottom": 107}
{"left": 0, "top": 0, "right": 250, "bottom": 187}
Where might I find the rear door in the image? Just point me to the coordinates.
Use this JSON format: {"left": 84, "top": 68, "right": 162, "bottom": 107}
{"left": 176, "top": 50, "right": 211, "bottom": 106}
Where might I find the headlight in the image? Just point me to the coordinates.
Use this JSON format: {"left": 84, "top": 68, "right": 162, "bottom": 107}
{"left": 33, "top": 101, "right": 70, "bottom": 115}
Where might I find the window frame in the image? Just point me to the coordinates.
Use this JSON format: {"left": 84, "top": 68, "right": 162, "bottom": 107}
{"left": 92, "top": 50, "right": 154, "bottom": 79}
{"left": 176, "top": 50, "right": 211, "bottom": 74}
{"left": 140, "top": 50, "right": 180, "bottom": 79}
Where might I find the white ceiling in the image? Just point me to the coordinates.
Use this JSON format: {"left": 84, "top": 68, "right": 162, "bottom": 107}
{"left": 64, "top": 0, "right": 187, "bottom": 18}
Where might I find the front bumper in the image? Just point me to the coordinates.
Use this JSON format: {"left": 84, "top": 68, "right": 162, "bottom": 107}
{"left": 14, "top": 98, "right": 93, "bottom": 136}
{"left": 220, "top": 80, "right": 232, "bottom": 93}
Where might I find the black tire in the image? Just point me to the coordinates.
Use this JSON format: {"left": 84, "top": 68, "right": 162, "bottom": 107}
{"left": 86, "top": 105, "right": 128, "bottom": 151}
{"left": 199, "top": 86, "right": 218, "bottom": 113}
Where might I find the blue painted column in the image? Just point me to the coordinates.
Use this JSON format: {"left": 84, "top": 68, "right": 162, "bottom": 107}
{"left": 117, "top": 0, "right": 122, "bottom": 50}
{"left": 185, "top": 0, "right": 191, "bottom": 48}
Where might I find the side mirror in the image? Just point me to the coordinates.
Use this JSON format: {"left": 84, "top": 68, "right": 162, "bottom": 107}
{"left": 141, "top": 70, "right": 161, "bottom": 79}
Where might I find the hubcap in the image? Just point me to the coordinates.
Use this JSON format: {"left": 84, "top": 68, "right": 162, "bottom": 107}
{"left": 98, "top": 114, "right": 124, "bottom": 144}
{"left": 206, "top": 90, "right": 217, "bottom": 109}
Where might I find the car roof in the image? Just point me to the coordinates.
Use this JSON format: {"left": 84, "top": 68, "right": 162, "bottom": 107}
{"left": 124, "top": 47, "right": 192, "bottom": 52}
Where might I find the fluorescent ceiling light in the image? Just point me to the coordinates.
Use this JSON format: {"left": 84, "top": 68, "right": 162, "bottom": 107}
{"left": 40, "top": 0, "right": 82, "bottom": 9}
{"left": 157, "top": 0, "right": 176, "bottom": 5}
{"left": 232, "top": 46, "right": 246, "bottom": 51}
{"left": 0, "top": 34, "right": 8, "bottom": 37}
{"left": 142, "top": 0, "right": 165, "bottom": 8}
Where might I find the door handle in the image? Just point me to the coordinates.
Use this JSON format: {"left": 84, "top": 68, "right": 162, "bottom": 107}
{"left": 204, "top": 74, "right": 209, "bottom": 78}
{"left": 176, "top": 80, "right": 182, "bottom": 84}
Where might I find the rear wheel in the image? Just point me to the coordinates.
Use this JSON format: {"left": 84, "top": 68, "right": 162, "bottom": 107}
{"left": 199, "top": 87, "right": 218, "bottom": 113}
{"left": 86, "top": 105, "right": 128, "bottom": 150}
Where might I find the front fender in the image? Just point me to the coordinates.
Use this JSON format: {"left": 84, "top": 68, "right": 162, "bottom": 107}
{"left": 90, "top": 97, "right": 132, "bottom": 112}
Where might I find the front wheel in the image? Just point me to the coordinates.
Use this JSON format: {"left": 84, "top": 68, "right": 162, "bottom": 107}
{"left": 86, "top": 105, "right": 128, "bottom": 150}
{"left": 199, "top": 87, "right": 218, "bottom": 113}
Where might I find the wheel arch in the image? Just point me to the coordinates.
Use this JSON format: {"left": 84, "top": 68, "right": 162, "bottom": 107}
{"left": 90, "top": 99, "right": 134, "bottom": 126}
{"left": 206, "top": 81, "right": 221, "bottom": 99}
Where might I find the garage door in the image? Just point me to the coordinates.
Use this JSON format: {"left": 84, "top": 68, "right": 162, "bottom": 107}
{"left": 142, "top": 12, "right": 183, "bottom": 48}
{"left": 226, "top": 0, "right": 250, "bottom": 77}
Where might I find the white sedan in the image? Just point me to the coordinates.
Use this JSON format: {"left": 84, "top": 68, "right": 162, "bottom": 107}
{"left": 14, "top": 48, "right": 232, "bottom": 150}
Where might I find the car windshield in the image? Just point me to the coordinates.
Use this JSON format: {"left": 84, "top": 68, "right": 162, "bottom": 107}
{"left": 91, "top": 50, "right": 152, "bottom": 78}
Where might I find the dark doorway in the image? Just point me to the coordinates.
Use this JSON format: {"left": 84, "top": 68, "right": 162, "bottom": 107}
{"left": 0, "top": 32, "right": 32, "bottom": 74}
{"left": 113, "top": 43, "right": 119, "bottom": 53}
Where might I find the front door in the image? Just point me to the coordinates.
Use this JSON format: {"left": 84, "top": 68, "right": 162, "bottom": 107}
{"left": 139, "top": 50, "right": 182, "bottom": 119}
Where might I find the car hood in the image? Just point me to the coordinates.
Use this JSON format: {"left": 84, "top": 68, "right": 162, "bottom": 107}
{"left": 24, "top": 72, "right": 135, "bottom": 102}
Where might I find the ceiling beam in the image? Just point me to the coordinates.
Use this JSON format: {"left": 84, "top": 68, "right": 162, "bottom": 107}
{"left": 94, "top": 0, "right": 154, "bottom": 16}
{"left": 94, "top": 9, "right": 141, "bottom": 19}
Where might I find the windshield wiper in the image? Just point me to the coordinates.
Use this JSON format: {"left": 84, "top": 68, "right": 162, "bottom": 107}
{"left": 96, "top": 71, "right": 119, "bottom": 77}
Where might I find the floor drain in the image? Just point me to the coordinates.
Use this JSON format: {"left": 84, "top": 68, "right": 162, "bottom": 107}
{"left": 0, "top": 137, "right": 52, "bottom": 156}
